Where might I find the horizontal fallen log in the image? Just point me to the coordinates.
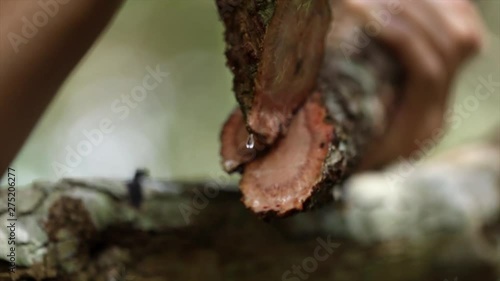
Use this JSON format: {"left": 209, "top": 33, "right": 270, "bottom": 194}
{"left": 0, "top": 139, "right": 498, "bottom": 281}
{"left": 218, "top": 0, "right": 402, "bottom": 216}
{"left": 218, "top": 0, "right": 332, "bottom": 145}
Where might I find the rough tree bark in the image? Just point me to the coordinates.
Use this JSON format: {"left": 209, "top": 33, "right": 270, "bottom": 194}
{"left": 218, "top": 0, "right": 402, "bottom": 216}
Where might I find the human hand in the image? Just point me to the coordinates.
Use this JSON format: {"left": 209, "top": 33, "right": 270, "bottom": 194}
{"left": 338, "top": 0, "right": 485, "bottom": 168}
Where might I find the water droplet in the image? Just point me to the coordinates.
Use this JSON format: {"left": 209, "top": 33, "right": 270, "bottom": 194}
{"left": 246, "top": 134, "right": 255, "bottom": 149}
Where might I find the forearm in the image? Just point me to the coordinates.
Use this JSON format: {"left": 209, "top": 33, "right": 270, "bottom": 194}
{"left": 0, "top": 0, "right": 123, "bottom": 174}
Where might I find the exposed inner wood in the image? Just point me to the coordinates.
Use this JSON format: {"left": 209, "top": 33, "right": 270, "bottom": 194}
{"left": 240, "top": 92, "right": 334, "bottom": 216}
{"left": 218, "top": 0, "right": 402, "bottom": 216}
{"left": 220, "top": 109, "right": 257, "bottom": 173}
{"left": 217, "top": 0, "right": 331, "bottom": 145}
{"left": 247, "top": 0, "right": 331, "bottom": 144}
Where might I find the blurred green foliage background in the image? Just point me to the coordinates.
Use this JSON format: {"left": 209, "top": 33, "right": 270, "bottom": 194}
{"left": 5, "top": 0, "right": 500, "bottom": 185}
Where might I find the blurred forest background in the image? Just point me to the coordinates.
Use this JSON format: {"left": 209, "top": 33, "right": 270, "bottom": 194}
{"left": 3, "top": 0, "right": 499, "bottom": 185}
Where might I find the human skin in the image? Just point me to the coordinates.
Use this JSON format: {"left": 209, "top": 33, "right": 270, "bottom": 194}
{"left": 0, "top": 0, "right": 123, "bottom": 174}
{"left": 342, "top": 0, "right": 485, "bottom": 168}
{"left": 0, "top": 0, "right": 485, "bottom": 175}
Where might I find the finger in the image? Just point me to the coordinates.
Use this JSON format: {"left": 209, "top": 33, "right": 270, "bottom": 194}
{"left": 376, "top": 15, "right": 448, "bottom": 107}
{"left": 432, "top": 0, "right": 485, "bottom": 62}
{"left": 359, "top": 17, "right": 448, "bottom": 168}
{"left": 399, "top": 0, "right": 459, "bottom": 75}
